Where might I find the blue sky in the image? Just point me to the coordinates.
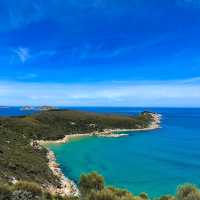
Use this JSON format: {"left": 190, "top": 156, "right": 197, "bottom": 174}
{"left": 0, "top": 0, "right": 200, "bottom": 106}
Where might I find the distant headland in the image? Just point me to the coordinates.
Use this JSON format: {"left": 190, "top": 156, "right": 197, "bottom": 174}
{"left": 20, "top": 105, "right": 57, "bottom": 111}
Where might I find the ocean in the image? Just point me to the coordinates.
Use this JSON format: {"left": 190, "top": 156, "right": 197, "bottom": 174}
{"left": 1, "top": 107, "right": 200, "bottom": 197}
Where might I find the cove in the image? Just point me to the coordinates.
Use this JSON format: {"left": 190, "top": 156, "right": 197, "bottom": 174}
{"left": 48, "top": 108, "right": 200, "bottom": 198}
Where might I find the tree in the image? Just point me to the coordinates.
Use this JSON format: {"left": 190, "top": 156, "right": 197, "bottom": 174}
{"left": 176, "top": 184, "right": 200, "bottom": 200}
{"left": 79, "top": 172, "right": 104, "bottom": 195}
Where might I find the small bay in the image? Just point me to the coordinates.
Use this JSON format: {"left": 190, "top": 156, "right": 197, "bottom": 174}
{"left": 48, "top": 107, "right": 200, "bottom": 197}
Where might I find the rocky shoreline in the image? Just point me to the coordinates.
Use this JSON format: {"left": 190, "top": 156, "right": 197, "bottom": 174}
{"left": 36, "top": 112, "right": 161, "bottom": 197}
{"left": 46, "top": 150, "right": 79, "bottom": 197}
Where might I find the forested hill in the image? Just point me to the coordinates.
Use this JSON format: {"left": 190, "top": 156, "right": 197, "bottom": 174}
{"left": 0, "top": 109, "right": 153, "bottom": 141}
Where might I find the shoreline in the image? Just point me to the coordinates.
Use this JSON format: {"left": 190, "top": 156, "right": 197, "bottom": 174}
{"left": 46, "top": 149, "right": 80, "bottom": 197}
{"left": 36, "top": 112, "right": 161, "bottom": 196}
{"left": 38, "top": 113, "right": 161, "bottom": 145}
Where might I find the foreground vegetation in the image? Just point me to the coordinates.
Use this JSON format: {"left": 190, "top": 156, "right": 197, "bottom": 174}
{"left": 1, "top": 172, "right": 200, "bottom": 200}
{"left": 0, "top": 109, "right": 152, "bottom": 187}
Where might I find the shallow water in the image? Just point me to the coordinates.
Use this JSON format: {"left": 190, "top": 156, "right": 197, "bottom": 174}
{"left": 48, "top": 108, "right": 200, "bottom": 197}
{"left": 1, "top": 107, "right": 200, "bottom": 197}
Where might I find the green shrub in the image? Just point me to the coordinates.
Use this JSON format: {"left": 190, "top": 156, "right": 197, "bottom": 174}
{"left": 159, "top": 195, "right": 175, "bottom": 200}
{"left": 87, "top": 189, "right": 116, "bottom": 200}
{"left": 107, "top": 187, "right": 132, "bottom": 198}
{"left": 14, "top": 181, "right": 42, "bottom": 197}
{"left": 87, "top": 188, "right": 137, "bottom": 200}
{"left": 185, "top": 192, "right": 200, "bottom": 200}
{"left": 79, "top": 172, "right": 104, "bottom": 195}
{"left": 43, "top": 191, "right": 53, "bottom": 200}
{"left": 176, "top": 184, "right": 200, "bottom": 200}
{"left": 139, "top": 192, "right": 149, "bottom": 200}
{"left": 0, "top": 184, "right": 12, "bottom": 200}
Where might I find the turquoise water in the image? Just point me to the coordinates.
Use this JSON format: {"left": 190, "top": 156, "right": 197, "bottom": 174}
{"left": 48, "top": 108, "right": 200, "bottom": 197}
{"left": 1, "top": 107, "right": 200, "bottom": 198}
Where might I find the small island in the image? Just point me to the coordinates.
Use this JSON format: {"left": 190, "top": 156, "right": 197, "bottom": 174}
{"left": 20, "top": 105, "right": 57, "bottom": 111}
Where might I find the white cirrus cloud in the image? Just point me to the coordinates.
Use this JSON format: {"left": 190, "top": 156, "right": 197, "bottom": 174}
{"left": 0, "top": 78, "right": 200, "bottom": 107}
{"left": 13, "top": 47, "right": 30, "bottom": 63}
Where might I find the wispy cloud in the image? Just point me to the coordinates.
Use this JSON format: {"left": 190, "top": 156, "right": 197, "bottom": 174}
{"left": 76, "top": 34, "right": 170, "bottom": 61}
{"left": 17, "top": 73, "right": 38, "bottom": 80}
{"left": 0, "top": 78, "right": 200, "bottom": 107}
{"left": 1, "top": 0, "right": 106, "bottom": 31}
{"left": 13, "top": 47, "right": 30, "bottom": 63}
{"left": 11, "top": 47, "right": 56, "bottom": 64}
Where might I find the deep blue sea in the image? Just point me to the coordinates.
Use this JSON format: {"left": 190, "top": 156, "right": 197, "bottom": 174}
{"left": 1, "top": 107, "right": 200, "bottom": 198}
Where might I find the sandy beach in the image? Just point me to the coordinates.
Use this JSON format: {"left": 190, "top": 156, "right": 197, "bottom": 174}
{"left": 36, "top": 112, "right": 161, "bottom": 197}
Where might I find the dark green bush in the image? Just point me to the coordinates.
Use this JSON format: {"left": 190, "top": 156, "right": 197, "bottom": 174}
{"left": 176, "top": 184, "right": 200, "bottom": 200}
{"left": 79, "top": 172, "right": 104, "bottom": 195}
{"left": 139, "top": 192, "right": 148, "bottom": 200}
